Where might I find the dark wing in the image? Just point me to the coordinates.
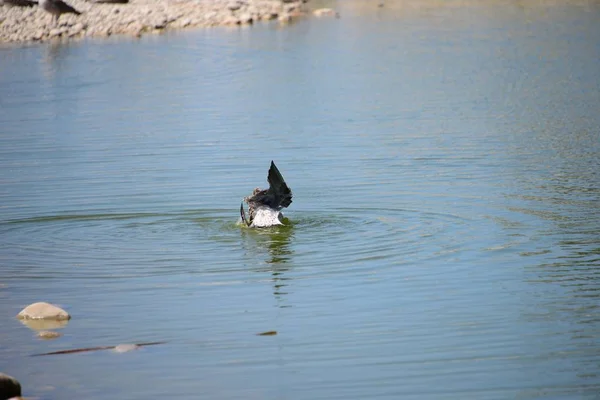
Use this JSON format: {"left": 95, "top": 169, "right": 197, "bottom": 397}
{"left": 56, "top": 0, "right": 81, "bottom": 14}
{"left": 4, "top": 0, "right": 38, "bottom": 7}
{"left": 265, "top": 161, "right": 292, "bottom": 210}
{"left": 93, "top": 0, "right": 129, "bottom": 3}
{"left": 240, "top": 202, "right": 250, "bottom": 226}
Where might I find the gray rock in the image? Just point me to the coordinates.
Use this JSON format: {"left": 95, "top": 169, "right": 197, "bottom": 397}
{"left": 0, "top": 373, "right": 22, "bottom": 399}
{"left": 113, "top": 343, "right": 139, "bottom": 353}
{"left": 16, "top": 302, "right": 70, "bottom": 320}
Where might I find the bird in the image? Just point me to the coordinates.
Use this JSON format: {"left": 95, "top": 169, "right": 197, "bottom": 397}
{"left": 38, "top": 0, "right": 81, "bottom": 24}
{"left": 240, "top": 161, "right": 293, "bottom": 228}
{"left": 2, "top": 0, "right": 38, "bottom": 7}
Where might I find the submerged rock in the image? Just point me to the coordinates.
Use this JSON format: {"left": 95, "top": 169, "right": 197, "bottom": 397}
{"left": 19, "top": 318, "right": 69, "bottom": 331}
{"left": 113, "top": 343, "right": 140, "bottom": 353}
{"left": 16, "top": 302, "right": 71, "bottom": 320}
{"left": 37, "top": 330, "right": 63, "bottom": 340}
{"left": 0, "top": 373, "right": 22, "bottom": 399}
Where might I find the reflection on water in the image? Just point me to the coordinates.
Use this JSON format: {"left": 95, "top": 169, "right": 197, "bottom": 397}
{"left": 242, "top": 224, "right": 295, "bottom": 303}
{"left": 1, "top": 1, "right": 599, "bottom": 399}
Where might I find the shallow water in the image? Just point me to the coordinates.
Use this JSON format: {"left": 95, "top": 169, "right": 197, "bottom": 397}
{"left": 1, "top": 1, "right": 600, "bottom": 398}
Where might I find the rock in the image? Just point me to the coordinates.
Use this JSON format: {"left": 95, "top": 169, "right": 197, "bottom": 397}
{"left": 313, "top": 8, "right": 336, "bottom": 17}
{"left": 69, "top": 22, "right": 84, "bottom": 36}
{"left": 283, "top": 3, "right": 297, "bottom": 12}
{"left": 0, "top": 0, "right": 309, "bottom": 43}
{"left": 238, "top": 13, "right": 253, "bottom": 24}
{"left": 20, "top": 318, "right": 69, "bottom": 331}
{"left": 113, "top": 344, "right": 139, "bottom": 353}
{"left": 37, "top": 330, "right": 63, "bottom": 340}
{"left": 16, "top": 302, "right": 70, "bottom": 320}
{"left": 277, "top": 12, "right": 291, "bottom": 23}
{"left": 223, "top": 15, "right": 240, "bottom": 25}
{"left": 0, "top": 373, "right": 22, "bottom": 399}
{"left": 227, "top": 1, "right": 241, "bottom": 11}
{"left": 49, "top": 28, "right": 64, "bottom": 37}
{"left": 261, "top": 12, "right": 277, "bottom": 20}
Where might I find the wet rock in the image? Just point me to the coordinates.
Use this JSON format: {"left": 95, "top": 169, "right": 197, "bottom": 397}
{"left": 37, "top": 330, "right": 63, "bottom": 340}
{"left": 20, "top": 318, "right": 69, "bottom": 331}
{"left": 16, "top": 302, "right": 70, "bottom": 320}
{"left": 113, "top": 344, "right": 140, "bottom": 353}
{"left": 0, "top": 373, "right": 22, "bottom": 399}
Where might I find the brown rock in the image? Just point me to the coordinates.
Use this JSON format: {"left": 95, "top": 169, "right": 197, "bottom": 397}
{"left": 16, "top": 302, "right": 71, "bottom": 320}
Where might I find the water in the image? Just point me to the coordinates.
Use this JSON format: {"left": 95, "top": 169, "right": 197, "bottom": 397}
{"left": 1, "top": 1, "right": 599, "bottom": 398}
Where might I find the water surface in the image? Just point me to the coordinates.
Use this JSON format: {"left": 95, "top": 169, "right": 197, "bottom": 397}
{"left": 1, "top": 1, "right": 599, "bottom": 399}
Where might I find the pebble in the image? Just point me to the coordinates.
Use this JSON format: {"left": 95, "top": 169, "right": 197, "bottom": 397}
{"left": 16, "top": 302, "right": 71, "bottom": 320}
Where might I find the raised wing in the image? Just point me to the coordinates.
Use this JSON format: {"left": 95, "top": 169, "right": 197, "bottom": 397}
{"left": 266, "top": 161, "right": 292, "bottom": 209}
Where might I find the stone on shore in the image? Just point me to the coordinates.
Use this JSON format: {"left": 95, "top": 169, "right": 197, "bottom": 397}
{"left": 313, "top": 8, "right": 335, "bottom": 17}
{"left": 16, "top": 302, "right": 71, "bottom": 320}
{"left": 0, "top": 0, "right": 309, "bottom": 44}
{"left": 0, "top": 373, "right": 22, "bottom": 399}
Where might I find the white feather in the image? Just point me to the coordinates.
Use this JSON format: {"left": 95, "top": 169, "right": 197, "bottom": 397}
{"left": 250, "top": 206, "right": 284, "bottom": 228}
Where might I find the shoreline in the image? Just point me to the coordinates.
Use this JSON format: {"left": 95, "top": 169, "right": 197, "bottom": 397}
{"left": 0, "top": 0, "right": 311, "bottom": 44}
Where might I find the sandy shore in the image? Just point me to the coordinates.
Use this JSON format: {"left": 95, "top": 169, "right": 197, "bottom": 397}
{"left": 0, "top": 0, "right": 308, "bottom": 44}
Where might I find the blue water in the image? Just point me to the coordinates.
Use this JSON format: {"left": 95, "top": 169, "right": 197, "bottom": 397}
{"left": 1, "top": 2, "right": 599, "bottom": 398}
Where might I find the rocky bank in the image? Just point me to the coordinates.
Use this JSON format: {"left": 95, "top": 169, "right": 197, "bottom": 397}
{"left": 0, "top": 0, "right": 308, "bottom": 44}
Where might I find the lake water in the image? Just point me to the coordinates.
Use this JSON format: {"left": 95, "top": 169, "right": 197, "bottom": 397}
{"left": 1, "top": 1, "right": 599, "bottom": 398}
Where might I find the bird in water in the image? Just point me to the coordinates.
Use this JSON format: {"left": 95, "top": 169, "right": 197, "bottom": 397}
{"left": 240, "top": 161, "right": 293, "bottom": 228}
{"left": 39, "top": 0, "right": 81, "bottom": 24}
